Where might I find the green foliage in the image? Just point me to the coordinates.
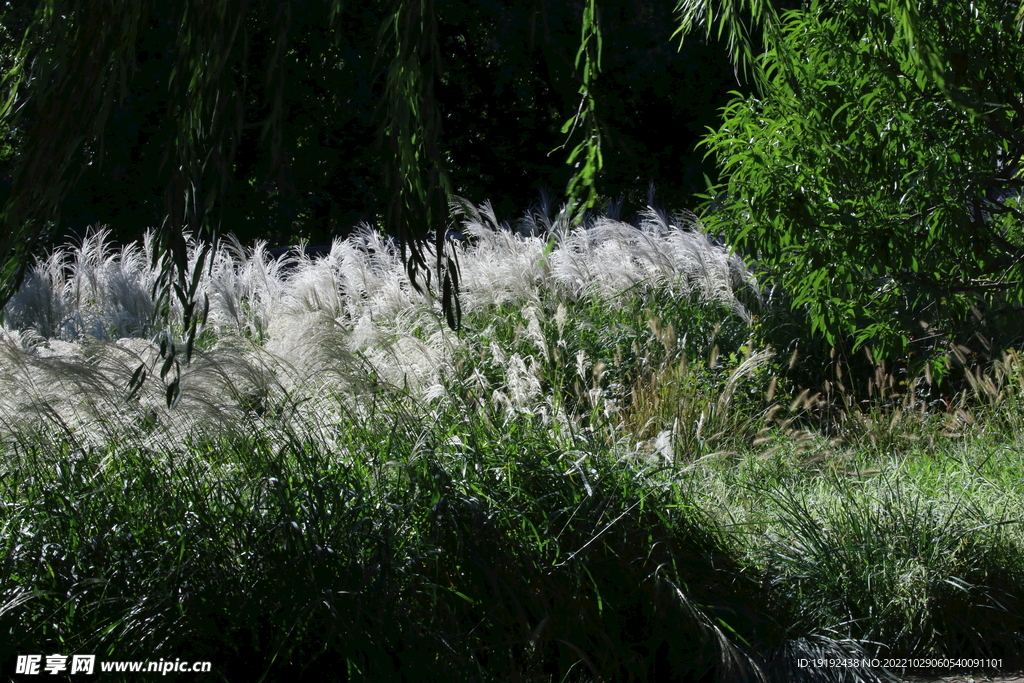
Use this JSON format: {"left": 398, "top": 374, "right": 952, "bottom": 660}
{"left": 749, "top": 467, "right": 1024, "bottom": 660}
{"left": 696, "top": 0, "right": 1024, "bottom": 361}
{"left": 0, "top": 1, "right": 33, "bottom": 188}
{"left": 674, "top": 0, "right": 786, "bottom": 87}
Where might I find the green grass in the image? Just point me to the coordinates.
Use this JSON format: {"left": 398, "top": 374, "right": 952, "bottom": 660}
{"left": 2, "top": 213, "right": 1024, "bottom": 681}
{"left": 1, "top": 391, "right": 780, "bottom": 681}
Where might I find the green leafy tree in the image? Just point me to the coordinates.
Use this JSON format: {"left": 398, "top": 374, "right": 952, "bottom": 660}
{"left": 679, "top": 0, "right": 1024, "bottom": 361}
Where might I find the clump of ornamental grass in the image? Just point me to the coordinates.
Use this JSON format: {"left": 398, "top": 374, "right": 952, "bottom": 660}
{"left": 0, "top": 323, "right": 379, "bottom": 459}
{"left": 2, "top": 229, "right": 159, "bottom": 340}
{"left": 1, "top": 351, "right": 889, "bottom": 682}
{"left": 619, "top": 311, "right": 776, "bottom": 465}
{"left": 1, "top": 199, "right": 758, "bottom": 449}
{"left": 940, "top": 346, "right": 1024, "bottom": 439}
{"left": 767, "top": 360, "right": 942, "bottom": 461}
{"left": 747, "top": 342, "right": 1024, "bottom": 469}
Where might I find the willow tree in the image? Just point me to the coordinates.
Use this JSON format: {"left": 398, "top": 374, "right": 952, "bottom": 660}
{"left": 675, "top": 0, "right": 1024, "bottom": 363}
{"left": 0, "top": 0, "right": 604, "bottom": 402}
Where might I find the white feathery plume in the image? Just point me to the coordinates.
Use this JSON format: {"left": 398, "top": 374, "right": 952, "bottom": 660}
{"left": 1, "top": 200, "right": 757, "bottom": 446}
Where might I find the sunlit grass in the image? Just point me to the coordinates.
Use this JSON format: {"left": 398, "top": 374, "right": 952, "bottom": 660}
{"left": 2, "top": 199, "right": 1023, "bottom": 681}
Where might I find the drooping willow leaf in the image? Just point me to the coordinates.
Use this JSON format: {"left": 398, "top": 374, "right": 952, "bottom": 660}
{"left": 558, "top": 0, "right": 604, "bottom": 225}
{"left": 378, "top": 0, "right": 460, "bottom": 325}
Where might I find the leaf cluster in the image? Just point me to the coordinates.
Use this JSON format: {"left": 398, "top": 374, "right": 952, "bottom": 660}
{"left": 697, "top": 0, "right": 1024, "bottom": 361}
